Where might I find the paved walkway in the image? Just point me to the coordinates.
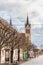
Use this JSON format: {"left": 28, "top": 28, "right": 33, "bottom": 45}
{"left": 20, "top": 55, "right": 43, "bottom": 65}
{"left": 0, "top": 63, "right": 17, "bottom": 65}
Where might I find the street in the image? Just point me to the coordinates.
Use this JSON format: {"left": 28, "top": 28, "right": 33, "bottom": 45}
{"left": 20, "top": 55, "right": 43, "bottom": 65}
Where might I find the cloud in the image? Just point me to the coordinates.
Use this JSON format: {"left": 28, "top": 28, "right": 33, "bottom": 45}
{"left": 0, "top": 0, "right": 43, "bottom": 30}
{"left": 0, "top": 0, "right": 43, "bottom": 46}
{"left": 31, "top": 24, "right": 42, "bottom": 29}
{"left": 38, "top": 18, "right": 43, "bottom": 24}
{"left": 31, "top": 11, "right": 39, "bottom": 18}
{"left": 0, "top": 0, "right": 16, "bottom": 4}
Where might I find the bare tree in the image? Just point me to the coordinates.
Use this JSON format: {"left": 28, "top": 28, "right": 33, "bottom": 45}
{"left": 0, "top": 19, "right": 18, "bottom": 63}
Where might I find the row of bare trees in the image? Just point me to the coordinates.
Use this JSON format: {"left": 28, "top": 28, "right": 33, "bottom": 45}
{"left": 0, "top": 19, "right": 19, "bottom": 63}
{"left": 0, "top": 18, "right": 38, "bottom": 63}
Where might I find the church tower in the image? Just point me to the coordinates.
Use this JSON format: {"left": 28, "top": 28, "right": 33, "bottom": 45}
{"left": 10, "top": 16, "right": 12, "bottom": 26}
{"left": 25, "top": 15, "right": 31, "bottom": 43}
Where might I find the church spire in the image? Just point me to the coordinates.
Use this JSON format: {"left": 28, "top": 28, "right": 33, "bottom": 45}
{"left": 27, "top": 14, "right": 29, "bottom": 25}
{"left": 25, "top": 14, "right": 29, "bottom": 27}
{"left": 10, "top": 16, "right": 12, "bottom": 26}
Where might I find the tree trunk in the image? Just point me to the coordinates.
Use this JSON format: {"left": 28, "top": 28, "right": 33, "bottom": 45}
{"left": 18, "top": 49, "right": 20, "bottom": 61}
{"left": 11, "top": 47, "right": 13, "bottom": 63}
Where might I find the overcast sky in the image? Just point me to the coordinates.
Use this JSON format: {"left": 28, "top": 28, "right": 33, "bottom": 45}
{"left": 0, "top": 0, "right": 43, "bottom": 47}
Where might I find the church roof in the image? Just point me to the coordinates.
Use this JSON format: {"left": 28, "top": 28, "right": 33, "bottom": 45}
{"left": 19, "top": 33, "right": 25, "bottom": 38}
